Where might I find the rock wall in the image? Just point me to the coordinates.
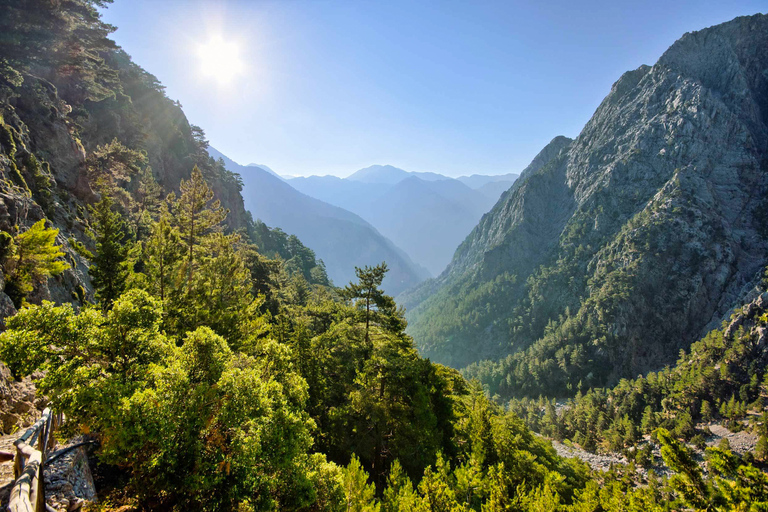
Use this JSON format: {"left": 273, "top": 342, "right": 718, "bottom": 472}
{"left": 45, "top": 437, "right": 97, "bottom": 512}
{"left": 0, "top": 362, "right": 42, "bottom": 434}
{"left": 405, "top": 14, "right": 768, "bottom": 391}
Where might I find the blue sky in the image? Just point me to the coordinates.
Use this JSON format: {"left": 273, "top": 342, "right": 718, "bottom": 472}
{"left": 100, "top": 0, "right": 766, "bottom": 178}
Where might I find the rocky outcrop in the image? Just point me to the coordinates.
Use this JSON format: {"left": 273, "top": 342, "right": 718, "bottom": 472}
{"left": 0, "top": 362, "right": 42, "bottom": 434}
{"left": 45, "top": 437, "right": 97, "bottom": 512}
{"left": 0, "top": 51, "right": 254, "bottom": 326}
{"left": 405, "top": 14, "right": 768, "bottom": 393}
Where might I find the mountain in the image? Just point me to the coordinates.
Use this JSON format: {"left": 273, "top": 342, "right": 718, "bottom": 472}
{"left": 361, "top": 176, "right": 492, "bottom": 275}
{"left": 457, "top": 172, "right": 520, "bottom": 189}
{"left": 0, "top": 47, "right": 254, "bottom": 320}
{"left": 281, "top": 174, "right": 387, "bottom": 217}
{"left": 474, "top": 179, "right": 517, "bottom": 202}
{"left": 403, "top": 14, "right": 768, "bottom": 398}
{"left": 288, "top": 168, "right": 517, "bottom": 274}
{"left": 209, "top": 148, "right": 429, "bottom": 295}
{"left": 247, "top": 162, "right": 283, "bottom": 179}
{"left": 346, "top": 164, "right": 447, "bottom": 184}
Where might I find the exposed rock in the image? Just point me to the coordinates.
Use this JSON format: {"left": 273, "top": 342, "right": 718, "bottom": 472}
{"left": 405, "top": 15, "right": 768, "bottom": 392}
{"left": 0, "top": 362, "right": 41, "bottom": 434}
{"left": 45, "top": 436, "right": 97, "bottom": 512}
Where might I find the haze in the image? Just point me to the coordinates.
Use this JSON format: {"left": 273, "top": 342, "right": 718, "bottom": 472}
{"left": 101, "top": 0, "right": 765, "bottom": 177}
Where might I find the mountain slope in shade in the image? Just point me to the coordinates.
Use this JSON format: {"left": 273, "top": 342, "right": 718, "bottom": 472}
{"left": 247, "top": 163, "right": 283, "bottom": 180}
{"left": 363, "top": 176, "right": 493, "bottom": 275}
{"left": 457, "top": 173, "right": 520, "bottom": 189}
{"left": 403, "top": 14, "right": 768, "bottom": 398}
{"left": 475, "top": 180, "right": 518, "bottom": 202}
{"left": 209, "top": 148, "right": 429, "bottom": 295}
{"left": 288, "top": 168, "right": 517, "bottom": 275}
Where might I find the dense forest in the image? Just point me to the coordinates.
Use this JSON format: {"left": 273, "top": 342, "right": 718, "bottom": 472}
{"left": 0, "top": 1, "right": 767, "bottom": 510}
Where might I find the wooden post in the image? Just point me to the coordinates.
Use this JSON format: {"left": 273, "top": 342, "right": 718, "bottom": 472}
{"left": 35, "top": 414, "right": 48, "bottom": 512}
{"left": 9, "top": 408, "right": 56, "bottom": 512}
{"left": 13, "top": 444, "right": 22, "bottom": 479}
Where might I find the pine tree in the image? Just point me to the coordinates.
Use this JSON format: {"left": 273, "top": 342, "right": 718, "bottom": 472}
{"left": 144, "top": 205, "right": 182, "bottom": 305}
{"left": 2, "top": 219, "right": 69, "bottom": 307}
{"left": 131, "top": 166, "right": 162, "bottom": 237}
{"left": 89, "top": 194, "right": 131, "bottom": 310}
{"left": 755, "top": 434, "right": 768, "bottom": 462}
{"left": 656, "top": 427, "right": 709, "bottom": 509}
{"left": 341, "top": 262, "right": 404, "bottom": 344}
{"left": 173, "top": 166, "right": 227, "bottom": 290}
{"left": 641, "top": 405, "right": 657, "bottom": 433}
{"left": 342, "top": 456, "right": 380, "bottom": 512}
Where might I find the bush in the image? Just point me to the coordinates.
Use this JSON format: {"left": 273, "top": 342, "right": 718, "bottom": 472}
{"left": 690, "top": 434, "right": 707, "bottom": 451}
{"left": 0, "top": 292, "right": 317, "bottom": 510}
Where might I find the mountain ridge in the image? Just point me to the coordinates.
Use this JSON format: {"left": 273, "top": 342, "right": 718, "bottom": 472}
{"left": 404, "top": 13, "right": 768, "bottom": 397}
{"left": 209, "top": 147, "right": 430, "bottom": 295}
{"left": 287, "top": 166, "right": 519, "bottom": 274}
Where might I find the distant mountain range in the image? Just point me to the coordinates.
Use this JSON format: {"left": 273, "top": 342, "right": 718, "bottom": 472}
{"left": 208, "top": 148, "right": 429, "bottom": 295}
{"left": 287, "top": 166, "right": 518, "bottom": 275}
{"left": 401, "top": 14, "right": 768, "bottom": 398}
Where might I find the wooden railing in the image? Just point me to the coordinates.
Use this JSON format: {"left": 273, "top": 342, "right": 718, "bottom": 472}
{"left": 8, "top": 408, "right": 62, "bottom": 512}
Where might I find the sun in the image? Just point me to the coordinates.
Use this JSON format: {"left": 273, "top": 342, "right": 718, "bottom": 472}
{"left": 198, "top": 34, "right": 244, "bottom": 86}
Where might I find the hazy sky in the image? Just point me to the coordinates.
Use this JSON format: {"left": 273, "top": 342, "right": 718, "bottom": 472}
{"left": 101, "top": 0, "right": 765, "bottom": 178}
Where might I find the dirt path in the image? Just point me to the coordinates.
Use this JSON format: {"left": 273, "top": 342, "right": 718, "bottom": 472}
{"left": 0, "top": 433, "right": 17, "bottom": 509}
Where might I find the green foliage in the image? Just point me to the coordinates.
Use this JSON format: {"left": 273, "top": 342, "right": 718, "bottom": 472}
{"left": 343, "top": 456, "right": 380, "bottom": 512}
{"left": 510, "top": 300, "right": 768, "bottom": 456}
{"left": 173, "top": 165, "right": 227, "bottom": 287}
{"left": 1, "top": 219, "right": 69, "bottom": 307}
{"left": 0, "top": 120, "right": 29, "bottom": 194}
{"left": 87, "top": 138, "right": 148, "bottom": 200}
{"left": 249, "top": 220, "right": 330, "bottom": 287}
{"left": 89, "top": 194, "right": 131, "bottom": 309}
{"left": 67, "top": 237, "right": 93, "bottom": 260}
{"left": 2, "top": 1, "right": 766, "bottom": 510}
{"left": 755, "top": 433, "right": 768, "bottom": 462}
{"left": 24, "top": 154, "right": 54, "bottom": 213}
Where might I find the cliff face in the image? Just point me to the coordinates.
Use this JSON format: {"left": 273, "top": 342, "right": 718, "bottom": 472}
{"left": 405, "top": 14, "right": 768, "bottom": 396}
{"left": 0, "top": 42, "right": 250, "bottom": 321}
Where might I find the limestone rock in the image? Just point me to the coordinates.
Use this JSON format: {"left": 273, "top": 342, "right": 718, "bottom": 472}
{"left": 404, "top": 14, "right": 768, "bottom": 392}
{"left": 0, "top": 362, "right": 39, "bottom": 434}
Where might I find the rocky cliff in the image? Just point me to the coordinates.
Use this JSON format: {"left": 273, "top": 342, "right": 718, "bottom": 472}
{"left": 404, "top": 14, "right": 768, "bottom": 397}
{"left": 0, "top": 18, "right": 251, "bottom": 323}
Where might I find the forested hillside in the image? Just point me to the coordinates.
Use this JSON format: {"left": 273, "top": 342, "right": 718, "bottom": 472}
{"left": 1, "top": 2, "right": 768, "bottom": 511}
{"left": 210, "top": 148, "right": 429, "bottom": 296}
{"left": 405, "top": 14, "right": 768, "bottom": 399}
{"left": 0, "top": 0, "right": 320, "bottom": 320}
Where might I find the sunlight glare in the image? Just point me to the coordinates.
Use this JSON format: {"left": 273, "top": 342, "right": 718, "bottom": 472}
{"left": 198, "top": 34, "right": 244, "bottom": 86}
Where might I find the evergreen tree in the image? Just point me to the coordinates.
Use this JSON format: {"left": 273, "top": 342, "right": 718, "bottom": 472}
{"left": 143, "top": 205, "right": 182, "bottom": 305}
{"left": 343, "top": 456, "right": 380, "bottom": 512}
{"left": 342, "top": 262, "right": 404, "bottom": 344}
{"left": 173, "top": 166, "right": 227, "bottom": 289}
{"left": 89, "top": 194, "right": 131, "bottom": 310}
{"left": 756, "top": 434, "right": 768, "bottom": 462}
{"left": 656, "top": 428, "right": 709, "bottom": 509}
{"left": 1, "top": 219, "right": 69, "bottom": 307}
{"left": 131, "top": 166, "right": 162, "bottom": 237}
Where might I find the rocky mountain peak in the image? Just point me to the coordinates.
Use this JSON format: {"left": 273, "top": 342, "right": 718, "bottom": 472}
{"left": 404, "top": 14, "right": 768, "bottom": 394}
